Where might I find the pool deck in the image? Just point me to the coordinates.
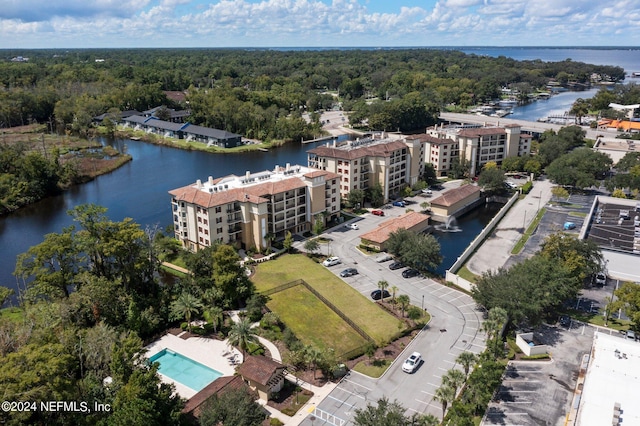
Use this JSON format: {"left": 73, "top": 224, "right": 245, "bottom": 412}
{"left": 145, "top": 333, "right": 243, "bottom": 399}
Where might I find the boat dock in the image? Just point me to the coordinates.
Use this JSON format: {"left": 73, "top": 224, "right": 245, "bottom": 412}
{"left": 301, "top": 135, "right": 338, "bottom": 144}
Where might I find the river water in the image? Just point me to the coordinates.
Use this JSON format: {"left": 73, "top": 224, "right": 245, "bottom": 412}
{"left": 1, "top": 47, "right": 635, "bottom": 299}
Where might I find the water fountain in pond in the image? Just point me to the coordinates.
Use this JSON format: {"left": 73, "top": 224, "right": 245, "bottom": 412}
{"left": 435, "top": 216, "right": 462, "bottom": 232}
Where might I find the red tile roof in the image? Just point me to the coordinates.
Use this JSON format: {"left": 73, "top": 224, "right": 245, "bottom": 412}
{"left": 308, "top": 140, "right": 408, "bottom": 160}
{"left": 430, "top": 184, "right": 481, "bottom": 207}
{"left": 360, "top": 211, "right": 430, "bottom": 244}
{"left": 458, "top": 127, "right": 506, "bottom": 137}
{"left": 169, "top": 185, "right": 269, "bottom": 207}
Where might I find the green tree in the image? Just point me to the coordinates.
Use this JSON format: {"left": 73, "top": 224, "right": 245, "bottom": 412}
{"left": 212, "top": 245, "right": 254, "bottom": 308}
{"left": 0, "top": 286, "right": 15, "bottom": 307}
{"left": 449, "top": 157, "right": 470, "bottom": 179}
{"left": 478, "top": 167, "right": 506, "bottom": 192}
{"left": 283, "top": 231, "right": 294, "bottom": 253}
{"left": 204, "top": 306, "right": 224, "bottom": 334}
{"left": 442, "top": 368, "right": 466, "bottom": 395}
{"left": 227, "top": 318, "right": 258, "bottom": 357}
{"left": 434, "top": 384, "right": 456, "bottom": 419}
{"left": 386, "top": 228, "right": 442, "bottom": 274}
{"left": 352, "top": 397, "right": 410, "bottom": 426}
{"left": 482, "top": 307, "right": 508, "bottom": 357}
{"left": 538, "top": 232, "right": 603, "bottom": 282}
{"left": 304, "top": 238, "right": 320, "bottom": 256}
{"left": 366, "top": 183, "right": 384, "bottom": 207}
{"left": 456, "top": 351, "right": 477, "bottom": 377}
{"left": 348, "top": 188, "right": 365, "bottom": 209}
{"left": 377, "top": 280, "right": 389, "bottom": 303}
{"left": 198, "top": 389, "right": 267, "bottom": 426}
{"left": 397, "top": 294, "right": 410, "bottom": 317}
{"left": 169, "top": 292, "right": 203, "bottom": 332}
{"left": 313, "top": 214, "right": 325, "bottom": 235}
{"left": 610, "top": 282, "right": 640, "bottom": 331}
{"left": 612, "top": 188, "right": 627, "bottom": 198}
{"left": 422, "top": 163, "right": 438, "bottom": 185}
{"left": 570, "top": 98, "right": 590, "bottom": 125}
{"left": 616, "top": 152, "right": 640, "bottom": 172}
{"left": 551, "top": 186, "right": 569, "bottom": 202}
{"left": 546, "top": 148, "right": 612, "bottom": 189}
{"left": 390, "top": 285, "right": 399, "bottom": 304}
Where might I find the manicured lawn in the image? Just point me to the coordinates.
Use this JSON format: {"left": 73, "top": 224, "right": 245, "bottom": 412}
{"left": 511, "top": 207, "right": 546, "bottom": 254}
{"left": 352, "top": 359, "right": 391, "bottom": 378}
{"left": 268, "top": 285, "right": 368, "bottom": 355}
{"left": 457, "top": 265, "right": 479, "bottom": 283}
{"left": 253, "top": 254, "right": 405, "bottom": 345}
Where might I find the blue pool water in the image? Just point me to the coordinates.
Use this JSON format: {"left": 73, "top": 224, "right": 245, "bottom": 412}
{"left": 149, "top": 349, "right": 222, "bottom": 391}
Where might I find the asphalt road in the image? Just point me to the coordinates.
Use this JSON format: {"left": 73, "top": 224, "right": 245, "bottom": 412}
{"left": 295, "top": 208, "right": 486, "bottom": 425}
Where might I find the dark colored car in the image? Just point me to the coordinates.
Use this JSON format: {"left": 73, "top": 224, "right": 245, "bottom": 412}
{"left": 392, "top": 200, "right": 406, "bottom": 208}
{"left": 371, "top": 289, "right": 391, "bottom": 301}
{"left": 371, "top": 209, "right": 385, "bottom": 216}
{"left": 340, "top": 268, "right": 358, "bottom": 277}
{"left": 402, "top": 268, "right": 421, "bottom": 278}
{"left": 559, "top": 315, "right": 571, "bottom": 327}
{"left": 389, "top": 261, "right": 404, "bottom": 270}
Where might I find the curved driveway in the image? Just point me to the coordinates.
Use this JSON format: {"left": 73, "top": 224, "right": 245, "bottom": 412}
{"left": 295, "top": 210, "right": 487, "bottom": 424}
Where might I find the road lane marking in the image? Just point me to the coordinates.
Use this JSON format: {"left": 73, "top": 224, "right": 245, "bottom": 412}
{"left": 328, "top": 395, "right": 357, "bottom": 408}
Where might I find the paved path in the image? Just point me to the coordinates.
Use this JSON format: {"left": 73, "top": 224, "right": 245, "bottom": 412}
{"left": 466, "top": 178, "right": 554, "bottom": 276}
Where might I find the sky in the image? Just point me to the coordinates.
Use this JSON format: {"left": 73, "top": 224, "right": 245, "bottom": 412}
{"left": 1, "top": 0, "right": 640, "bottom": 49}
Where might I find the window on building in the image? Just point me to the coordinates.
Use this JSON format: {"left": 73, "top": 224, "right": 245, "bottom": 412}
{"left": 199, "top": 237, "right": 203, "bottom": 243}
{"left": 216, "top": 217, "right": 222, "bottom": 223}
{"left": 205, "top": 240, "right": 209, "bottom": 245}
{"left": 216, "top": 227, "right": 223, "bottom": 234}
{"left": 215, "top": 206, "right": 221, "bottom": 213}
{"left": 354, "top": 177, "right": 358, "bottom": 182}
{"left": 198, "top": 226, "right": 203, "bottom": 233}
{"left": 203, "top": 219, "right": 208, "bottom": 225}
{"left": 204, "top": 229, "right": 209, "bottom": 235}
{"left": 198, "top": 217, "right": 202, "bottom": 223}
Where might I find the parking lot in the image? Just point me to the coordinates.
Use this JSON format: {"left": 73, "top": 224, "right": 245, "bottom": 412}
{"left": 297, "top": 201, "right": 487, "bottom": 425}
{"left": 483, "top": 324, "right": 594, "bottom": 426}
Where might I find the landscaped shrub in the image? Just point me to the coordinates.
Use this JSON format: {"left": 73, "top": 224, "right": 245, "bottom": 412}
{"left": 407, "top": 306, "right": 423, "bottom": 320}
{"left": 270, "top": 418, "right": 285, "bottom": 426}
{"left": 521, "top": 353, "right": 550, "bottom": 360}
{"left": 521, "top": 181, "right": 533, "bottom": 194}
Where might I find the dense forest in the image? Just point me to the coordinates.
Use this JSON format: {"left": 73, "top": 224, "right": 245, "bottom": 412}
{"left": 0, "top": 48, "right": 626, "bottom": 138}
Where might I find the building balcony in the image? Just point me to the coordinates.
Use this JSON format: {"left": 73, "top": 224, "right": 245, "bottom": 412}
{"left": 227, "top": 213, "right": 242, "bottom": 223}
{"left": 227, "top": 225, "right": 242, "bottom": 234}
{"left": 226, "top": 204, "right": 241, "bottom": 213}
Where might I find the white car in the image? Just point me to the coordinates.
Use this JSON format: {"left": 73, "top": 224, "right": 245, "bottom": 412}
{"left": 402, "top": 351, "right": 422, "bottom": 373}
{"left": 375, "top": 253, "right": 393, "bottom": 263}
{"left": 322, "top": 256, "right": 341, "bottom": 267}
{"left": 595, "top": 272, "right": 607, "bottom": 286}
{"left": 345, "top": 223, "right": 359, "bottom": 230}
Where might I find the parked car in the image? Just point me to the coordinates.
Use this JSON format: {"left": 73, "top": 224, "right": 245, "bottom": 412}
{"left": 345, "top": 223, "right": 359, "bottom": 230}
{"left": 559, "top": 315, "right": 571, "bottom": 327}
{"left": 389, "top": 261, "right": 404, "bottom": 270}
{"left": 595, "top": 272, "right": 607, "bottom": 286}
{"left": 421, "top": 189, "right": 432, "bottom": 196}
{"left": 392, "top": 200, "right": 406, "bottom": 207}
{"left": 375, "top": 253, "right": 393, "bottom": 263}
{"left": 627, "top": 330, "right": 637, "bottom": 341}
{"left": 402, "top": 268, "right": 421, "bottom": 279}
{"left": 371, "top": 209, "right": 385, "bottom": 216}
{"left": 322, "top": 256, "right": 341, "bottom": 267}
{"left": 563, "top": 222, "right": 576, "bottom": 230}
{"left": 340, "top": 268, "right": 358, "bottom": 277}
{"left": 402, "top": 352, "right": 422, "bottom": 373}
{"left": 370, "top": 289, "right": 391, "bottom": 301}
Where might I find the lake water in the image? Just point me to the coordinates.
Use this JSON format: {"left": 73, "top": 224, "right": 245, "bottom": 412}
{"left": 1, "top": 47, "right": 636, "bottom": 300}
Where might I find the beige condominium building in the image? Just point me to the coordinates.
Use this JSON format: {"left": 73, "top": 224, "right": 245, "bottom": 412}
{"left": 307, "top": 134, "right": 424, "bottom": 202}
{"left": 426, "top": 123, "right": 532, "bottom": 176}
{"left": 169, "top": 164, "right": 340, "bottom": 252}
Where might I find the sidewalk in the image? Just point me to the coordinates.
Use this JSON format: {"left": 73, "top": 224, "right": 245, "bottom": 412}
{"left": 466, "top": 179, "right": 554, "bottom": 276}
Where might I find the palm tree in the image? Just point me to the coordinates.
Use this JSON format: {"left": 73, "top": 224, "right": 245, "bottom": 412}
{"left": 434, "top": 384, "right": 456, "bottom": 419}
{"left": 227, "top": 318, "right": 258, "bottom": 357}
{"left": 304, "top": 345, "right": 324, "bottom": 379}
{"left": 442, "top": 368, "right": 466, "bottom": 395}
{"left": 456, "top": 351, "right": 477, "bottom": 377}
{"left": 204, "top": 305, "right": 224, "bottom": 334}
{"left": 377, "top": 280, "right": 389, "bottom": 303}
{"left": 483, "top": 307, "right": 508, "bottom": 357}
{"left": 169, "top": 292, "right": 203, "bottom": 332}
{"left": 397, "top": 294, "right": 410, "bottom": 317}
{"left": 390, "top": 285, "right": 399, "bottom": 304}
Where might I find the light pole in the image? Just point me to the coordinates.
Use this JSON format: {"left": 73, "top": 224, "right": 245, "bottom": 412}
{"left": 422, "top": 294, "right": 424, "bottom": 310}
{"left": 522, "top": 210, "right": 527, "bottom": 233}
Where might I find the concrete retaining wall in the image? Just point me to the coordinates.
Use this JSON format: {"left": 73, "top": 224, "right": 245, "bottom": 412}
{"left": 444, "top": 192, "right": 520, "bottom": 292}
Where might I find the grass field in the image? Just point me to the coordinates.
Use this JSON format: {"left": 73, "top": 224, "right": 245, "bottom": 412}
{"left": 253, "top": 254, "right": 405, "bottom": 347}
{"left": 268, "top": 285, "right": 368, "bottom": 354}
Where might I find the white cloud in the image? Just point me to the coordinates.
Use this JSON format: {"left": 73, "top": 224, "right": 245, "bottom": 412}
{"left": 1, "top": 0, "right": 640, "bottom": 47}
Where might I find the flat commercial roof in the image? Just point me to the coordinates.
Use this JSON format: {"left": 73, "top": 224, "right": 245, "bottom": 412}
{"left": 577, "top": 332, "right": 640, "bottom": 426}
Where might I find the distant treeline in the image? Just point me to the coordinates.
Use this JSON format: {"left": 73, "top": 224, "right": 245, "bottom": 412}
{"left": 0, "top": 48, "right": 627, "bottom": 138}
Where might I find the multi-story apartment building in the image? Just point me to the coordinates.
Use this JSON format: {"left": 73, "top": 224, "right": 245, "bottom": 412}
{"left": 307, "top": 134, "right": 421, "bottom": 202}
{"left": 425, "top": 123, "right": 532, "bottom": 176}
{"left": 169, "top": 164, "right": 340, "bottom": 252}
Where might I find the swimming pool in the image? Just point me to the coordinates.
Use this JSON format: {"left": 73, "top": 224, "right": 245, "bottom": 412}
{"left": 149, "top": 349, "right": 222, "bottom": 391}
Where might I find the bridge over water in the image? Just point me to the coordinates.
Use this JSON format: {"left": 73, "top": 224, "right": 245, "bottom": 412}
{"left": 439, "top": 112, "right": 601, "bottom": 140}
